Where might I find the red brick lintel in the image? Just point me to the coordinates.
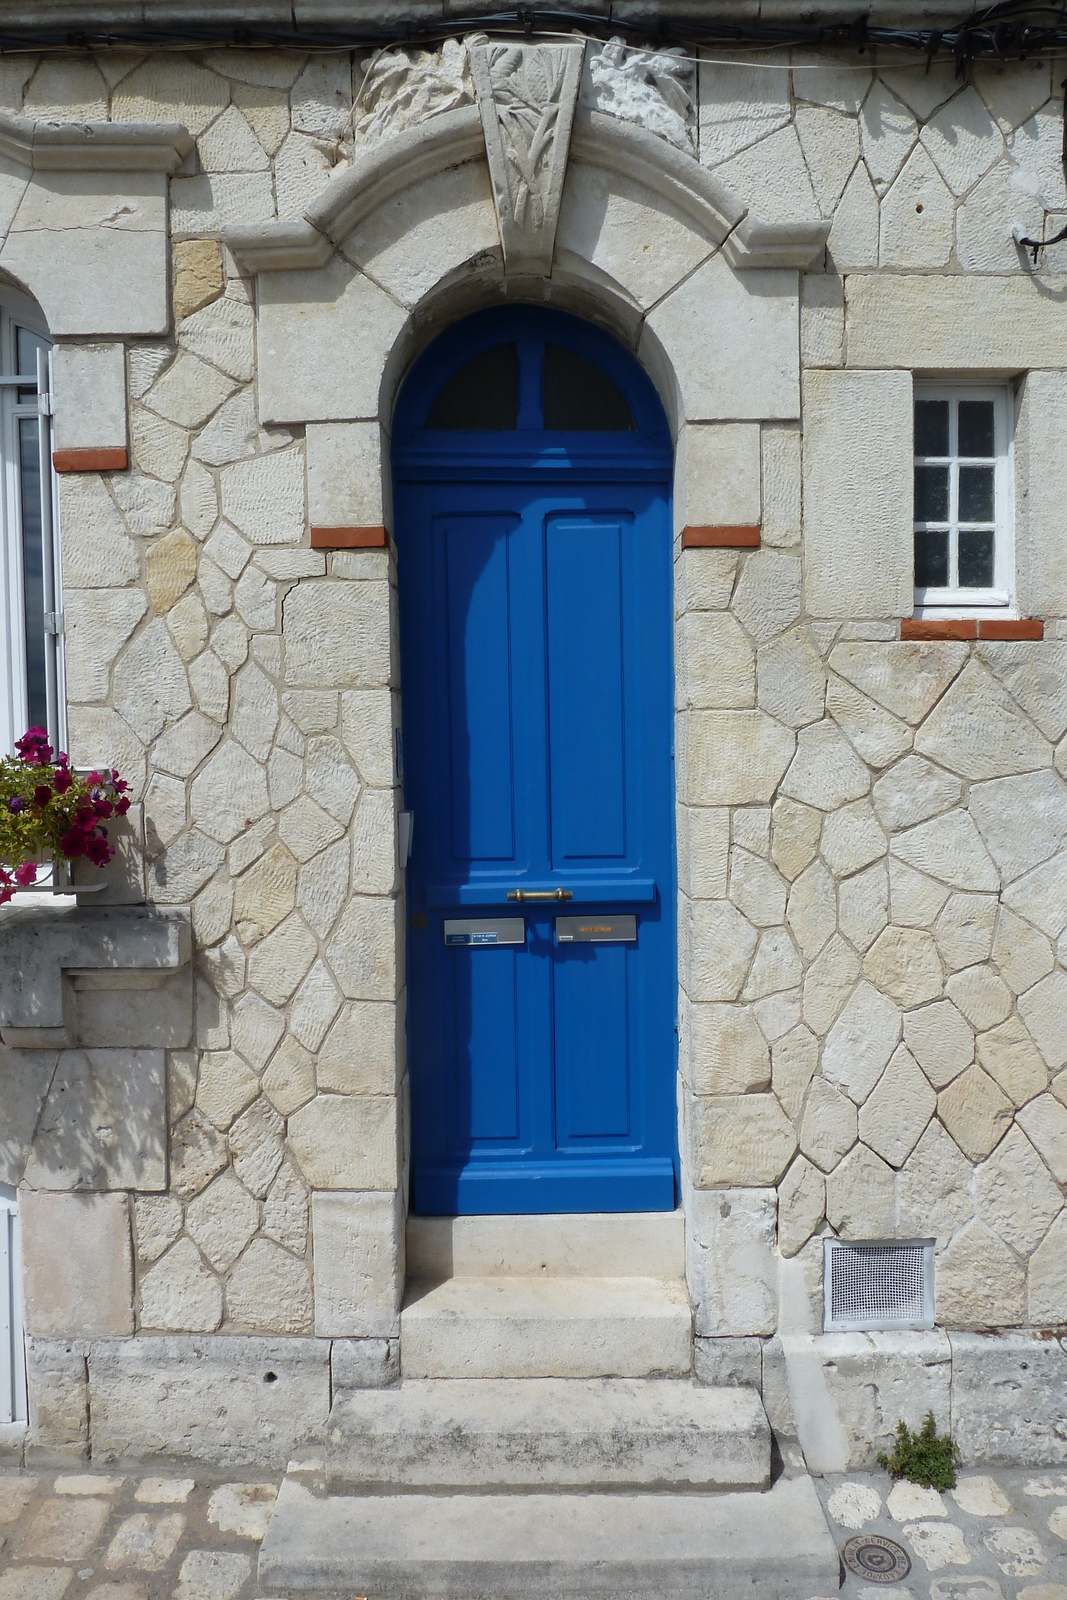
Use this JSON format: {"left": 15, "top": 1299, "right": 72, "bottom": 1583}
{"left": 682, "top": 525, "right": 760, "bottom": 549}
{"left": 310, "top": 526, "right": 389, "bottom": 550}
{"left": 52, "top": 447, "right": 128, "bottom": 473}
{"left": 901, "top": 618, "right": 1044, "bottom": 641}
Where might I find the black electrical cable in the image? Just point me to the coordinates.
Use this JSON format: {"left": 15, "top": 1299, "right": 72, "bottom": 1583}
{"left": 6, "top": 0, "right": 1067, "bottom": 57}
{"left": 1013, "top": 74, "right": 1067, "bottom": 261}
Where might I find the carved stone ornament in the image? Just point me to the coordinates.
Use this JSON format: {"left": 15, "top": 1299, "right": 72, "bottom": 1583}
{"left": 350, "top": 38, "right": 475, "bottom": 152}
{"left": 582, "top": 37, "right": 695, "bottom": 152}
{"left": 468, "top": 36, "right": 585, "bottom": 277}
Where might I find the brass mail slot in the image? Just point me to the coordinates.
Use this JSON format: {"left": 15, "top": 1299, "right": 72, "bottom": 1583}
{"left": 555, "top": 915, "right": 637, "bottom": 944}
{"left": 444, "top": 918, "right": 525, "bottom": 947}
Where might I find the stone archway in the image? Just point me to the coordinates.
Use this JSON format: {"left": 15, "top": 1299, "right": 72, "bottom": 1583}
{"left": 225, "top": 36, "right": 827, "bottom": 1321}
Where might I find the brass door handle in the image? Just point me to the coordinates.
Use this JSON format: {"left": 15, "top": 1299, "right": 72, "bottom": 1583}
{"left": 507, "top": 888, "right": 573, "bottom": 903}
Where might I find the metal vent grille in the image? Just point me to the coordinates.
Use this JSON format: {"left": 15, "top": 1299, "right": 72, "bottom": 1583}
{"left": 823, "top": 1239, "right": 935, "bottom": 1332}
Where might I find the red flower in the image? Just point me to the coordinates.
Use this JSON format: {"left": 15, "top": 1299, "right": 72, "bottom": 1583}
{"left": 85, "top": 834, "right": 112, "bottom": 867}
{"left": 13, "top": 862, "right": 37, "bottom": 887}
{"left": 33, "top": 784, "right": 51, "bottom": 807}
{"left": 115, "top": 797, "right": 131, "bottom": 816}
{"left": 59, "top": 828, "right": 86, "bottom": 858}
{"left": 53, "top": 767, "right": 72, "bottom": 794}
{"left": 92, "top": 798, "right": 114, "bottom": 819}
{"left": 15, "top": 727, "right": 52, "bottom": 766}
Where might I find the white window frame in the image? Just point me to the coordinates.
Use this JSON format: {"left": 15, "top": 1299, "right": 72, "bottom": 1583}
{"left": 0, "top": 285, "right": 62, "bottom": 759}
{"left": 913, "top": 381, "right": 1014, "bottom": 618}
{"left": 0, "top": 1184, "right": 27, "bottom": 1428}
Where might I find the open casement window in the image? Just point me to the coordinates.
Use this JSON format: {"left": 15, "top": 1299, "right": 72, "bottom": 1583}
{"left": 0, "top": 289, "right": 61, "bottom": 758}
{"left": 0, "top": 1185, "right": 26, "bottom": 1428}
{"left": 913, "top": 384, "right": 1014, "bottom": 616}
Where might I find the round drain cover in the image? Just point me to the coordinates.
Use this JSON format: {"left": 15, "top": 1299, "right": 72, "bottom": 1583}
{"left": 842, "top": 1533, "right": 912, "bottom": 1583}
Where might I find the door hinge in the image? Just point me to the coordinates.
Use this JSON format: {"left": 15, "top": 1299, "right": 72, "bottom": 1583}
{"left": 43, "top": 611, "right": 63, "bottom": 636}
{"left": 398, "top": 810, "right": 414, "bottom": 866}
{"left": 37, "top": 391, "right": 54, "bottom": 418}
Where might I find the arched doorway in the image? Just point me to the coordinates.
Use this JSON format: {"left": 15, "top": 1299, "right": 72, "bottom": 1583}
{"left": 394, "top": 307, "right": 676, "bottom": 1216}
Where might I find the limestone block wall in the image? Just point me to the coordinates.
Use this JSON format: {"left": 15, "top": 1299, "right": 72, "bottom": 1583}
{"left": 0, "top": 55, "right": 407, "bottom": 1393}
{"left": 0, "top": 42, "right": 1066, "bottom": 1466}
{"left": 676, "top": 46, "right": 1067, "bottom": 1346}
{"left": 677, "top": 562, "right": 1067, "bottom": 1334}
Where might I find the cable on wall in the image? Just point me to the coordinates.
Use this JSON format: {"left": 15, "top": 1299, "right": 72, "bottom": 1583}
{"left": 7, "top": 0, "right": 1067, "bottom": 62}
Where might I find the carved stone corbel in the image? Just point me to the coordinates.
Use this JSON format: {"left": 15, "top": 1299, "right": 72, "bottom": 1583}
{"left": 468, "top": 36, "right": 585, "bottom": 277}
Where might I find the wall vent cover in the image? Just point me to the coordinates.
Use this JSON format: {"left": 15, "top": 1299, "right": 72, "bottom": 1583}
{"left": 823, "top": 1238, "right": 935, "bottom": 1332}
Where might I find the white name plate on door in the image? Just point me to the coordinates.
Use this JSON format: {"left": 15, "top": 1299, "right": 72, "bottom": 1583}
{"left": 555, "top": 915, "right": 637, "bottom": 944}
{"left": 444, "top": 918, "right": 526, "bottom": 946}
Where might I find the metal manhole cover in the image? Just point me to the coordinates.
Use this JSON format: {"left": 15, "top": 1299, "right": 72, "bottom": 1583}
{"left": 842, "top": 1533, "right": 912, "bottom": 1583}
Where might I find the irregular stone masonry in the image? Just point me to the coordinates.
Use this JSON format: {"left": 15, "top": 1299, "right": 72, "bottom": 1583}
{"left": 2, "top": 39, "right": 1067, "bottom": 1413}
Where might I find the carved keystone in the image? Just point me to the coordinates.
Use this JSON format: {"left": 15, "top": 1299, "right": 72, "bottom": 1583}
{"left": 0, "top": 904, "right": 190, "bottom": 1047}
{"left": 469, "top": 36, "right": 585, "bottom": 277}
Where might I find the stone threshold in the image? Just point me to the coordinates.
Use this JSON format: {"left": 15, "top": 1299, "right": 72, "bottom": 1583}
{"left": 257, "top": 1470, "right": 841, "bottom": 1599}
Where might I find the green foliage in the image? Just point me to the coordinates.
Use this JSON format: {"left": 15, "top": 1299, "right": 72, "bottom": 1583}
{"left": 877, "top": 1412, "right": 959, "bottom": 1490}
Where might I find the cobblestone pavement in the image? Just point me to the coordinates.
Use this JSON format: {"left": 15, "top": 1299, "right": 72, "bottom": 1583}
{"left": 2, "top": 1460, "right": 1067, "bottom": 1598}
{"left": 0, "top": 1464, "right": 288, "bottom": 1600}
{"left": 812, "top": 1469, "right": 1067, "bottom": 1600}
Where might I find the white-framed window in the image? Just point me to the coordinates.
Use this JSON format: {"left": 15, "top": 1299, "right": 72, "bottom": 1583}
{"left": 913, "top": 383, "right": 1014, "bottom": 616}
{"left": 0, "top": 1184, "right": 26, "bottom": 1427}
{"left": 0, "top": 286, "right": 61, "bottom": 758}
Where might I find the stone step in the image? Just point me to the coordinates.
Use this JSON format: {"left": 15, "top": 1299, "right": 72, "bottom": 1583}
{"left": 400, "top": 1274, "right": 692, "bottom": 1379}
{"left": 257, "top": 1473, "right": 840, "bottom": 1600}
{"left": 406, "top": 1209, "right": 685, "bottom": 1279}
{"left": 325, "top": 1378, "right": 770, "bottom": 1491}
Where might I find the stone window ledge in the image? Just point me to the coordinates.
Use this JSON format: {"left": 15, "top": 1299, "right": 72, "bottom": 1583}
{"left": 900, "top": 617, "right": 1044, "bottom": 641}
{"left": 0, "top": 903, "right": 190, "bottom": 1048}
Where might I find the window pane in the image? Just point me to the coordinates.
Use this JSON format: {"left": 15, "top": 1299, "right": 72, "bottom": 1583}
{"left": 915, "top": 399, "right": 949, "bottom": 456}
{"left": 914, "top": 530, "right": 949, "bottom": 587}
{"left": 16, "top": 326, "right": 45, "bottom": 403}
{"left": 959, "top": 465, "right": 994, "bottom": 522}
{"left": 958, "top": 400, "right": 995, "bottom": 458}
{"left": 18, "top": 416, "right": 47, "bottom": 732}
{"left": 543, "top": 344, "right": 635, "bottom": 431}
{"left": 16, "top": 326, "right": 46, "bottom": 377}
{"left": 426, "top": 345, "right": 518, "bottom": 430}
{"left": 914, "top": 464, "right": 949, "bottom": 522}
{"left": 959, "top": 529, "right": 995, "bottom": 588}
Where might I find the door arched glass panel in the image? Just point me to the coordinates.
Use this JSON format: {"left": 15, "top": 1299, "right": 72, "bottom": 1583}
{"left": 543, "top": 344, "right": 635, "bottom": 431}
{"left": 426, "top": 344, "right": 518, "bottom": 431}
{"left": 398, "top": 307, "right": 669, "bottom": 451}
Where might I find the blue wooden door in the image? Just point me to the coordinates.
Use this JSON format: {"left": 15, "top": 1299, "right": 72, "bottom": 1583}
{"left": 394, "top": 309, "right": 676, "bottom": 1214}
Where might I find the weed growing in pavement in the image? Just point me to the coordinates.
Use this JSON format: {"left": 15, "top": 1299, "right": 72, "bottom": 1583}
{"left": 878, "top": 1411, "right": 959, "bottom": 1490}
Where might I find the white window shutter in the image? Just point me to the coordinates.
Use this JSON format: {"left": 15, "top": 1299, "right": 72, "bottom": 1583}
{"left": 0, "top": 1185, "right": 26, "bottom": 1426}
{"left": 40, "top": 345, "right": 63, "bottom": 750}
{"left": 1016, "top": 370, "right": 1067, "bottom": 619}
{"left": 802, "top": 368, "right": 914, "bottom": 619}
